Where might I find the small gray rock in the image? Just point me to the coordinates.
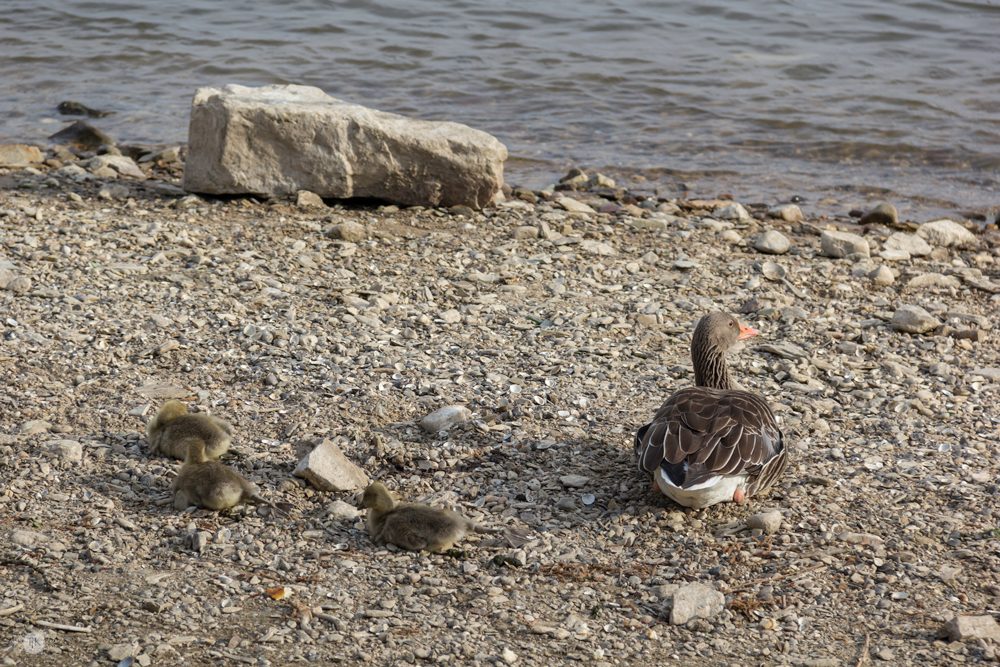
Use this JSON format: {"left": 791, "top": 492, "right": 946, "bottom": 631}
{"left": 559, "top": 474, "right": 590, "bottom": 488}
{"left": 746, "top": 510, "right": 782, "bottom": 535}
{"left": 766, "top": 204, "right": 803, "bottom": 222}
{"left": 884, "top": 232, "right": 931, "bottom": 257}
{"left": 97, "top": 183, "right": 130, "bottom": 200}
{"left": 906, "top": 273, "right": 961, "bottom": 289}
{"left": 327, "top": 220, "right": 367, "bottom": 242}
{"left": 868, "top": 265, "right": 894, "bottom": 286}
{"left": 292, "top": 438, "right": 370, "bottom": 492}
{"left": 296, "top": 190, "right": 326, "bottom": 208}
{"left": 11, "top": 530, "right": 45, "bottom": 547}
{"left": 670, "top": 583, "right": 725, "bottom": 625}
{"left": 942, "top": 615, "right": 1000, "bottom": 642}
{"left": 20, "top": 419, "right": 52, "bottom": 435}
{"left": 891, "top": 305, "right": 941, "bottom": 334}
{"left": 554, "top": 198, "right": 596, "bottom": 215}
{"left": 326, "top": 499, "right": 360, "bottom": 521}
{"left": 191, "top": 532, "right": 210, "bottom": 551}
{"left": 874, "top": 648, "right": 895, "bottom": 661}
{"left": 821, "top": 230, "right": 869, "bottom": 258}
{"left": 970, "top": 368, "right": 1000, "bottom": 382}
{"left": 556, "top": 497, "right": 576, "bottom": 511}
{"left": 43, "top": 439, "right": 83, "bottom": 462}
{"left": 879, "top": 248, "right": 911, "bottom": 261}
{"left": 754, "top": 230, "right": 791, "bottom": 255}
{"left": 438, "top": 309, "right": 462, "bottom": 324}
{"left": 108, "top": 643, "right": 139, "bottom": 662}
{"left": 512, "top": 225, "right": 539, "bottom": 240}
{"left": 5, "top": 275, "right": 31, "bottom": 294}
{"left": 761, "top": 261, "right": 786, "bottom": 281}
{"left": 421, "top": 405, "right": 471, "bottom": 432}
{"left": 716, "top": 202, "right": 750, "bottom": 221}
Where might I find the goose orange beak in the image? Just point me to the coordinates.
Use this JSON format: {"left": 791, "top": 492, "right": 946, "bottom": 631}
{"left": 737, "top": 323, "right": 759, "bottom": 341}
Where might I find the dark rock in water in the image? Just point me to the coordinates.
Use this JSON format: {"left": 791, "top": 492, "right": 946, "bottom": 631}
{"left": 859, "top": 202, "right": 898, "bottom": 227}
{"left": 48, "top": 121, "right": 115, "bottom": 149}
{"left": 57, "top": 101, "right": 108, "bottom": 118}
{"left": 559, "top": 167, "right": 586, "bottom": 183}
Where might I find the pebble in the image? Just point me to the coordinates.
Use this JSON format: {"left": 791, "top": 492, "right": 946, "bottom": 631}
{"left": 884, "top": 231, "right": 932, "bottom": 256}
{"left": 554, "top": 197, "right": 596, "bottom": 214}
{"left": 879, "top": 248, "right": 911, "bottom": 261}
{"left": 746, "top": 510, "right": 782, "bottom": 535}
{"left": 43, "top": 439, "right": 83, "bottom": 462}
{"left": 754, "top": 230, "right": 791, "bottom": 255}
{"left": 5, "top": 275, "right": 31, "bottom": 294}
{"left": 420, "top": 405, "right": 471, "bottom": 432}
{"left": 907, "top": 272, "right": 961, "bottom": 289}
{"left": 670, "top": 583, "right": 725, "bottom": 625}
{"left": 512, "top": 225, "right": 539, "bottom": 240}
{"left": 868, "top": 265, "right": 894, "bottom": 285}
{"left": 716, "top": 202, "right": 750, "bottom": 221}
{"left": 890, "top": 304, "right": 942, "bottom": 334}
{"left": 761, "top": 261, "right": 786, "bottom": 281}
{"left": 821, "top": 229, "right": 870, "bottom": 258}
{"left": 559, "top": 474, "right": 590, "bottom": 488}
{"left": 296, "top": 190, "right": 325, "bottom": 208}
{"left": 327, "top": 500, "right": 360, "bottom": 521}
{"left": 327, "top": 220, "right": 367, "bottom": 241}
{"left": 942, "top": 615, "right": 1000, "bottom": 642}
{"left": 767, "top": 204, "right": 803, "bottom": 222}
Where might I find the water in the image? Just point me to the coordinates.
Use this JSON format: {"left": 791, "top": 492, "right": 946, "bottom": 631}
{"left": 1, "top": 0, "right": 998, "bottom": 219}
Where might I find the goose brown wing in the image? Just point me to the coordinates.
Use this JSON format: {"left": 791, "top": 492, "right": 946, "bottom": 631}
{"left": 635, "top": 387, "right": 784, "bottom": 489}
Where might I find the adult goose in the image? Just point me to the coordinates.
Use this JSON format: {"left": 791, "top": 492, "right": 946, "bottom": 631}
{"left": 635, "top": 312, "right": 788, "bottom": 509}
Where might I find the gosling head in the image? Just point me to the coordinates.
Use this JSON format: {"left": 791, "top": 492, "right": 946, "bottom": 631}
{"left": 362, "top": 482, "right": 395, "bottom": 512}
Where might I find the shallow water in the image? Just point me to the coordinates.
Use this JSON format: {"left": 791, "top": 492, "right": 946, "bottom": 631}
{"left": 1, "top": 0, "right": 998, "bottom": 218}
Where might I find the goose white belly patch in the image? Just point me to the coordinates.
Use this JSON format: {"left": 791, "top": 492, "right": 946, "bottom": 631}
{"left": 654, "top": 467, "right": 749, "bottom": 509}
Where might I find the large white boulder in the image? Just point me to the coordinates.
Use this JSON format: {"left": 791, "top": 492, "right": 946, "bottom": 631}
{"left": 183, "top": 84, "right": 507, "bottom": 209}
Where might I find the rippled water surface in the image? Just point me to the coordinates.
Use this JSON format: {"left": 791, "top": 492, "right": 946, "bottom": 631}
{"left": 1, "top": 0, "right": 998, "bottom": 216}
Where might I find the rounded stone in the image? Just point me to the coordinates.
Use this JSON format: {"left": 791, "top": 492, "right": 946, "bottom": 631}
{"left": 890, "top": 304, "right": 941, "bottom": 334}
{"left": 821, "top": 229, "right": 870, "bottom": 258}
{"left": 754, "top": 230, "right": 791, "bottom": 255}
{"left": 859, "top": 202, "right": 898, "bottom": 226}
{"left": 868, "top": 265, "right": 895, "bottom": 285}
{"left": 327, "top": 220, "right": 367, "bottom": 242}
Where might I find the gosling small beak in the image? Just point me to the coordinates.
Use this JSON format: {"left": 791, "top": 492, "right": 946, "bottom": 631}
{"left": 737, "top": 323, "right": 759, "bottom": 341}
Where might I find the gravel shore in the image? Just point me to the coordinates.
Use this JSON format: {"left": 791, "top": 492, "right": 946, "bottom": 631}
{"left": 1, "top": 154, "right": 999, "bottom": 667}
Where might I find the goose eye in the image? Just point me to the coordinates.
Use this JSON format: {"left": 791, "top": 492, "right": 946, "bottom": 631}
{"left": 728, "top": 320, "right": 734, "bottom": 327}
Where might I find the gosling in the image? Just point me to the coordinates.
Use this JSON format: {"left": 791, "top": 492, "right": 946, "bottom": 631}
{"left": 170, "top": 436, "right": 285, "bottom": 516}
{"left": 362, "top": 481, "right": 496, "bottom": 552}
{"left": 146, "top": 399, "right": 232, "bottom": 460}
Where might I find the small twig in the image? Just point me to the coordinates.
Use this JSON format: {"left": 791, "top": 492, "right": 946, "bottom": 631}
{"left": 856, "top": 632, "right": 870, "bottom": 667}
{"left": 0, "top": 603, "right": 25, "bottom": 617}
{"left": 723, "top": 562, "right": 827, "bottom": 593}
{"left": 34, "top": 620, "right": 92, "bottom": 633}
